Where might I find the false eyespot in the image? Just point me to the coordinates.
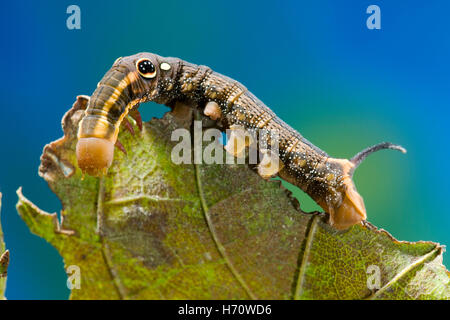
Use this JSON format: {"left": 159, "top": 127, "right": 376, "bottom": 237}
{"left": 136, "top": 58, "right": 156, "bottom": 79}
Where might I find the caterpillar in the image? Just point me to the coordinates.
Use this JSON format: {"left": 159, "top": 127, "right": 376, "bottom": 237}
{"left": 76, "top": 52, "right": 406, "bottom": 230}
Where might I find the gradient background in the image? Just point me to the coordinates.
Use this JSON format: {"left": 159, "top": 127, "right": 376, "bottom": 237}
{"left": 1, "top": 0, "right": 449, "bottom": 299}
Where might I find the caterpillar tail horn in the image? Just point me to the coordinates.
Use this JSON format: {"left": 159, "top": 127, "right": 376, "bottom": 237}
{"left": 349, "top": 142, "right": 406, "bottom": 177}
{"left": 328, "top": 142, "right": 406, "bottom": 230}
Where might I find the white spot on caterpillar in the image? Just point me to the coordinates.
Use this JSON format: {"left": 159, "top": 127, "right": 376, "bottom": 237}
{"left": 160, "top": 62, "right": 171, "bottom": 71}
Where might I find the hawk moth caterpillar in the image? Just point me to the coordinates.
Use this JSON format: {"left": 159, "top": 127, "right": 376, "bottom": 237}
{"left": 76, "top": 52, "right": 406, "bottom": 230}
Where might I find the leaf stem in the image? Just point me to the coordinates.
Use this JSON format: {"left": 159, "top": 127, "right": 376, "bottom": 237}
{"left": 97, "top": 177, "right": 129, "bottom": 299}
{"left": 294, "top": 215, "right": 319, "bottom": 299}
{"left": 365, "top": 246, "right": 442, "bottom": 300}
{"left": 193, "top": 110, "right": 257, "bottom": 300}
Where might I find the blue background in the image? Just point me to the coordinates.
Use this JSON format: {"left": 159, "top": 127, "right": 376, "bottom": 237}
{"left": 1, "top": 0, "right": 449, "bottom": 299}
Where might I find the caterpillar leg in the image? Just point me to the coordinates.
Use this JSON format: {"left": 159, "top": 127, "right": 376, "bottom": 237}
{"left": 121, "top": 117, "right": 135, "bottom": 135}
{"left": 224, "top": 125, "right": 253, "bottom": 158}
{"left": 325, "top": 179, "right": 367, "bottom": 230}
{"left": 323, "top": 142, "right": 406, "bottom": 229}
{"left": 129, "top": 108, "right": 143, "bottom": 131}
{"left": 203, "top": 101, "right": 222, "bottom": 120}
{"left": 257, "top": 149, "right": 284, "bottom": 179}
{"left": 115, "top": 139, "right": 127, "bottom": 155}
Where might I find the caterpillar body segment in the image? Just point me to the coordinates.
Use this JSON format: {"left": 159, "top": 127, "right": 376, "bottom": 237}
{"left": 76, "top": 52, "right": 406, "bottom": 229}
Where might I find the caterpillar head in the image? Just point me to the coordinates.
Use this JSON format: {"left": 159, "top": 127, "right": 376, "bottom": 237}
{"left": 321, "top": 143, "right": 406, "bottom": 230}
{"left": 76, "top": 53, "right": 179, "bottom": 176}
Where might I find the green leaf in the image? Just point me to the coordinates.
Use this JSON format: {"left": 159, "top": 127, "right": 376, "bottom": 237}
{"left": 0, "top": 193, "right": 9, "bottom": 300}
{"left": 16, "top": 96, "right": 450, "bottom": 299}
